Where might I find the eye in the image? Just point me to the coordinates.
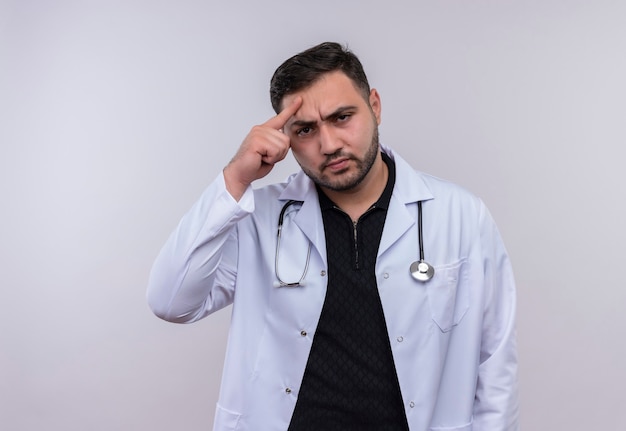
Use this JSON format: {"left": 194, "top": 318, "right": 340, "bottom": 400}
{"left": 296, "top": 126, "right": 313, "bottom": 137}
{"left": 336, "top": 113, "right": 351, "bottom": 122}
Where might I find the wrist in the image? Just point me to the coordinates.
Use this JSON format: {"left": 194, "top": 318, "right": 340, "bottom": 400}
{"left": 222, "top": 165, "right": 249, "bottom": 202}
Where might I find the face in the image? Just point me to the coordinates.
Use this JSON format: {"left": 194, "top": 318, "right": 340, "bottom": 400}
{"left": 282, "top": 71, "right": 382, "bottom": 193}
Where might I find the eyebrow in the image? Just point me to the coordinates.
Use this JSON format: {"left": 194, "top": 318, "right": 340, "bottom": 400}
{"left": 290, "top": 105, "right": 358, "bottom": 129}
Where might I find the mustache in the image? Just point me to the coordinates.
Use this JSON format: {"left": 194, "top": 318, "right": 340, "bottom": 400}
{"left": 320, "top": 151, "right": 353, "bottom": 169}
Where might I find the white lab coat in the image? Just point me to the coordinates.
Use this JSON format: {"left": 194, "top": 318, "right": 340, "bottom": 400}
{"left": 147, "top": 145, "right": 519, "bottom": 431}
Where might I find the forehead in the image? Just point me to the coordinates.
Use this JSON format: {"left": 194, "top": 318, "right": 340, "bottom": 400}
{"left": 281, "top": 71, "right": 366, "bottom": 114}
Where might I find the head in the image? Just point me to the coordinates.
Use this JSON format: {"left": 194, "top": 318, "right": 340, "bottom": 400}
{"left": 270, "top": 42, "right": 371, "bottom": 114}
{"left": 272, "top": 43, "right": 383, "bottom": 195}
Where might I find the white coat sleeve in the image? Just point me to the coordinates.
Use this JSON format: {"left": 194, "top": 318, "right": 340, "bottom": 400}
{"left": 146, "top": 172, "right": 254, "bottom": 323}
{"left": 473, "top": 201, "right": 520, "bottom": 430}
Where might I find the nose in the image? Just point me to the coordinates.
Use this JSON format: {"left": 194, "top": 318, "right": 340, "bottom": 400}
{"left": 318, "top": 124, "right": 342, "bottom": 155}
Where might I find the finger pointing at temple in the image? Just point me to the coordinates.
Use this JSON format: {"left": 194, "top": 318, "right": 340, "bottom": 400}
{"left": 264, "top": 96, "right": 303, "bottom": 131}
{"left": 223, "top": 96, "right": 303, "bottom": 200}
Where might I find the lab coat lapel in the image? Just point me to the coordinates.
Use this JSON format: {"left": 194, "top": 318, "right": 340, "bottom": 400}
{"left": 378, "top": 194, "right": 415, "bottom": 257}
{"left": 378, "top": 147, "right": 434, "bottom": 257}
{"left": 278, "top": 171, "right": 327, "bottom": 266}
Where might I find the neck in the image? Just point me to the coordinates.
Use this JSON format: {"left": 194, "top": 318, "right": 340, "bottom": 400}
{"left": 321, "top": 153, "right": 388, "bottom": 221}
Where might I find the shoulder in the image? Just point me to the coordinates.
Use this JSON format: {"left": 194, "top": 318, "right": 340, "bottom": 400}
{"left": 252, "top": 170, "right": 317, "bottom": 204}
{"left": 251, "top": 172, "right": 298, "bottom": 202}
{"left": 420, "top": 171, "right": 480, "bottom": 205}
{"left": 390, "top": 147, "right": 482, "bottom": 210}
{"left": 245, "top": 171, "right": 315, "bottom": 226}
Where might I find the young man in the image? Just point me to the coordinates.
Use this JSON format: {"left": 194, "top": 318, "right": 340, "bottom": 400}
{"left": 148, "top": 42, "right": 519, "bottom": 430}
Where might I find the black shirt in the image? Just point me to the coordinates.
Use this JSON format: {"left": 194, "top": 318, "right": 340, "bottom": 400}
{"left": 288, "top": 153, "right": 409, "bottom": 431}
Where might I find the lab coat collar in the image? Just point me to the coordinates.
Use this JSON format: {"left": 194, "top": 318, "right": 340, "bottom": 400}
{"left": 276, "top": 145, "right": 435, "bottom": 260}
{"left": 379, "top": 144, "right": 434, "bottom": 204}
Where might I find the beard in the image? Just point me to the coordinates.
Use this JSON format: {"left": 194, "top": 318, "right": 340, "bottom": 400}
{"left": 300, "top": 126, "right": 380, "bottom": 192}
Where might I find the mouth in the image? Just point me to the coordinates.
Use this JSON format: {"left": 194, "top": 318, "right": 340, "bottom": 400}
{"left": 323, "top": 157, "right": 350, "bottom": 172}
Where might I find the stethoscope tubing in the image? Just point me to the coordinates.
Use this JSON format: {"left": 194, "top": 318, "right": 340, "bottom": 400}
{"left": 275, "top": 200, "right": 310, "bottom": 287}
{"left": 275, "top": 198, "right": 434, "bottom": 287}
{"left": 410, "top": 200, "right": 435, "bottom": 281}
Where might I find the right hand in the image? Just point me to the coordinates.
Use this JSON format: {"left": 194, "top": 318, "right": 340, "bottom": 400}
{"left": 223, "top": 97, "right": 303, "bottom": 200}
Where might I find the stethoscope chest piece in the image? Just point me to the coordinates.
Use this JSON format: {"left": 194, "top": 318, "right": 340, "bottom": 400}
{"left": 410, "top": 260, "right": 435, "bottom": 282}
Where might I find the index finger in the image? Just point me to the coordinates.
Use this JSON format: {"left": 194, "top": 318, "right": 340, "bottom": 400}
{"left": 264, "top": 96, "right": 303, "bottom": 130}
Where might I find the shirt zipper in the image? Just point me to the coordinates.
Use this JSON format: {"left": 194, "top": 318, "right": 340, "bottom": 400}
{"left": 334, "top": 205, "right": 377, "bottom": 270}
{"left": 352, "top": 220, "right": 359, "bottom": 269}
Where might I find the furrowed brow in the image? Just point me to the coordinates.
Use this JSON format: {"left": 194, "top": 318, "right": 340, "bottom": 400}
{"left": 290, "top": 119, "right": 317, "bottom": 129}
{"left": 322, "top": 105, "right": 358, "bottom": 122}
{"left": 289, "top": 105, "right": 358, "bottom": 130}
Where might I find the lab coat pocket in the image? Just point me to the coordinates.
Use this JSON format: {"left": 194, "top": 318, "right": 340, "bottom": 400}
{"left": 427, "top": 258, "right": 469, "bottom": 332}
{"left": 213, "top": 403, "right": 242, "bottom": 430}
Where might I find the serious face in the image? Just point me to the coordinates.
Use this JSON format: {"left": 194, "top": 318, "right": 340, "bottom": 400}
{"left": 282, "top": 71, "right": 382, "bottom": 193}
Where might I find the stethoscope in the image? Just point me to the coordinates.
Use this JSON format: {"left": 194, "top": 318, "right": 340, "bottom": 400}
{"left": 409, "top": 201, "right": 435, "bottom": 282}
{"left": 274, "top": 199, "right": 435, "bottom": 287}
{"left": 275, "top": 200, "right": 311, "bottom": 287}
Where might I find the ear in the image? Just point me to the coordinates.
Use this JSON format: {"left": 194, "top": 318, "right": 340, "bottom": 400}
{"left": 369, "top": 89, "right": 382, "bottom": 125}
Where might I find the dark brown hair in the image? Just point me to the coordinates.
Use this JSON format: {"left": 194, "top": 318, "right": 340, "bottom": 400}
{"left": 269, "top": 42, "right": 371, "bottom": 113}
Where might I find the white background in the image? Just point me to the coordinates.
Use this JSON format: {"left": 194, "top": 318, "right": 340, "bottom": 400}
{"left": 2, "top": 1, "right": 625, "bottom": 429}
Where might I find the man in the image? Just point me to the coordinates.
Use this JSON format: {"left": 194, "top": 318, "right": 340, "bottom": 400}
{"left": 148, "top": 42, "right": 519, "bottom": 430}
